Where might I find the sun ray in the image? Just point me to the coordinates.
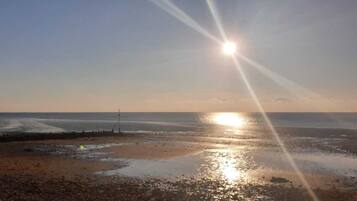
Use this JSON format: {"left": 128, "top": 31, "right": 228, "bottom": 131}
{"left": 231, "top": 56, "right": 320, "bottom": 201}
{"left": 235, "top": 53, "right": 344, "bottom": 113}
{"left": 150, "top": 0, "right": 221, "bottom": 44}
{"left": 237, "top": 53, "right": 320, "bottom": 99}
{"left": 206, "top": 0, "right": 228, "bottom": 41}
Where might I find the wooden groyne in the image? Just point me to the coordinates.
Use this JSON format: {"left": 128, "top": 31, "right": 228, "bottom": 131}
{"left": 0, "top": 130, "right": 122, "bottom": 142}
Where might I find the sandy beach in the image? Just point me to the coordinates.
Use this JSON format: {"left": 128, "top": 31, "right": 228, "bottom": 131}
{"left": 1, "top": 129, "right": 357, "bottom": 201}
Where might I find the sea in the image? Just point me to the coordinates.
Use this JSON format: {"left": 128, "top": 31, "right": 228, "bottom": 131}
{"left": 0, "top": 112, "right": 356, "bottom": 134}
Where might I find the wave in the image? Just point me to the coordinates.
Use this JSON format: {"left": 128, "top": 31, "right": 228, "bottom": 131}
{"left": 1, "top": 119, "right": 23, "bottom": 130}
{"left": 34, "top": 118, "right": 196, "bottom": 128}
{"left": 0, "top": 118, "right": 64, "bottom": 133}
{"left": 123, "top": 130, "right": 204, "bottom": 135}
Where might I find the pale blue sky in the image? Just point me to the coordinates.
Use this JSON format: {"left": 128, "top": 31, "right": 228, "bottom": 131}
{"left": 1, "top": 0, "right": 357, "bottom": 112}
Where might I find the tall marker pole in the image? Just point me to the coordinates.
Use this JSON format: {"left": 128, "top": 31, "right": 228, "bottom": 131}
{"left": 118, "top": 109, "right": 121, "bottom": 134}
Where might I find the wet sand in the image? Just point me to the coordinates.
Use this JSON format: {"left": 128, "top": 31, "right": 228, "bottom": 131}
{"left": 1, "top": 131, "right": 357, "bottom": 201}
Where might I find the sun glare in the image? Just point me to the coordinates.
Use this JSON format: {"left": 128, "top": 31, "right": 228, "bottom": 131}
{"left": 211, "top": 113, "right": 246, "bottom": 128}
{"left": 222, "top": 41, "right": 237, "bottom": 55}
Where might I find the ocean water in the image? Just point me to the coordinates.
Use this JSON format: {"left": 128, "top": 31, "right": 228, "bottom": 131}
{"left": 0, "top": 112, "right": 356, "bottom": 134}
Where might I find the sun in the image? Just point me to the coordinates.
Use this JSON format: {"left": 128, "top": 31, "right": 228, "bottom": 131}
{"left": 222, "top": 41, "right": 237, "bottom": 55}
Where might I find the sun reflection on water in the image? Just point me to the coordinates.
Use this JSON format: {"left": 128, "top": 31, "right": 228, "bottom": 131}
{"left": 199, "top": 113, "right": 252, "bottom": 184}
{"left": 210, "top": 113, "right": 247, "bottom": 128}
{"left": 219, "top": 153, "right": 241, "bottom": 182}
{"left": 203, "top": 113, "right": 248, "bottom": 135}
{"left": 202, "top": 149, "right": 251, "bottom": 184}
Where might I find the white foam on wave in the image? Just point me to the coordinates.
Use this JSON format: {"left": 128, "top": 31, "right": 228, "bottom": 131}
{"left": 0, "top": 118, "right": 64, "bottom": 133}
{"left": 1, "top": 119, "right": 23, "bottom": 130}
{"left": 36, "top": 118, "right": 195, "bottom": 128}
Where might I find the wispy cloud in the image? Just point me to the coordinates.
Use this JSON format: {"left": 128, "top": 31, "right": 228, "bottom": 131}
{"left": 274, "top": 97, "right": 292, "bottom": 103}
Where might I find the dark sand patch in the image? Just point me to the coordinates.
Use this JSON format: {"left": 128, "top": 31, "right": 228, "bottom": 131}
{"left": 1, "top": 174, "right": 357, "bottom": 201}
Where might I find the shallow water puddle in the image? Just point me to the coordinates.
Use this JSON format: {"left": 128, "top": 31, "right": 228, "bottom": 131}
{"left": 97, "top": 152, "right": 203, "bottom": 178}
{"left": 251, "top": 151, "right": 357, "bottom": 177}
{"left": 96, "top": 148, "right": 257, "bottom": 184}
{"left": 96, "top": 147, "right": 357, "bottom": 184}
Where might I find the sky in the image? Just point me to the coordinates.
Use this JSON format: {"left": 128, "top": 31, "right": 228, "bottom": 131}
{"left": 1, "top": 0, "right": 357, "bottom": 112}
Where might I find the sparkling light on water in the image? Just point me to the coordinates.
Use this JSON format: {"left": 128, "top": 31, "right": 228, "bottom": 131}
{"left": 210, "top": 113, "right": 246, "bottom": 128}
